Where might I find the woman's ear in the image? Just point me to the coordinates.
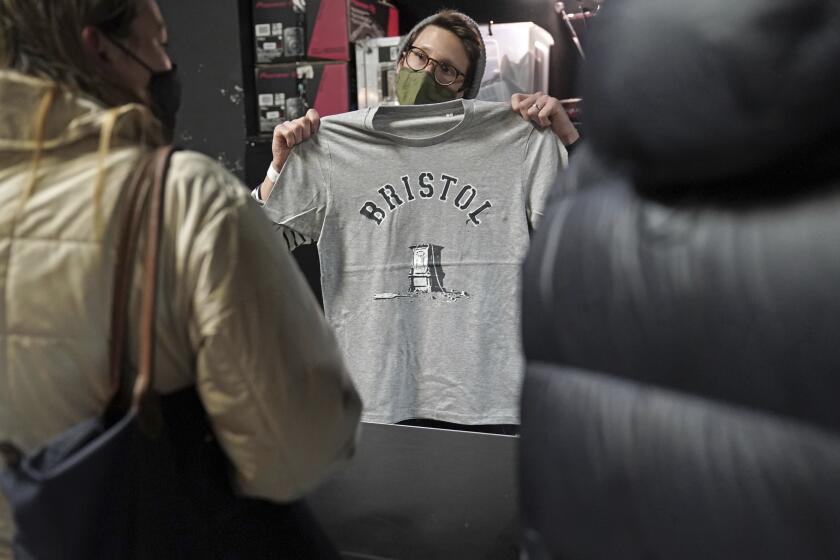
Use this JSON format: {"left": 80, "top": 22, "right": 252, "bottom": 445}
{"left": 456, "top": 78, "right": 470, "bottom": 97}
{"left": 80, "top": 26, "right": 109, "bottom": 65}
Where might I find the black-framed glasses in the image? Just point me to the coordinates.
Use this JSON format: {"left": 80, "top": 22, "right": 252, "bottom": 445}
{"left": 403, "top": 46, "right": 466, "bottom": 87}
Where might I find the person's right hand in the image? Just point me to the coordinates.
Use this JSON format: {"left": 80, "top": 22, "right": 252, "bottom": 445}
{"left": 260, "top": 108, "right": 321, "bottom": 200}
{"left": 272, "top": 108, "right": 321, "bottom": 170}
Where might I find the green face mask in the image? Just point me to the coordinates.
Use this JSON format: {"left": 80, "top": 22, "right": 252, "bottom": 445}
{"left": 396, "top": 67, "right": 459, "bottom": 105}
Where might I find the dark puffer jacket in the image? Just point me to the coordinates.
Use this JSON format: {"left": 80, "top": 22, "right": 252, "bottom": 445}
{"left": 519, "top": 0, "right": 840, "bottom": 558}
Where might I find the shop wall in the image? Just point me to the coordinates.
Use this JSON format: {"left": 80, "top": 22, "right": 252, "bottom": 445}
{"left": 157, "top": 0, "right": 252, "bottom": 183}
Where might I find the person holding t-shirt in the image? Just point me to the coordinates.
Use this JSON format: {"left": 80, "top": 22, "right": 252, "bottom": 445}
{"left": 252, "top": 10, "right": 569, "bottom": 432}
{"left": 255, "top": 9, "right": 579, "bottom": 204}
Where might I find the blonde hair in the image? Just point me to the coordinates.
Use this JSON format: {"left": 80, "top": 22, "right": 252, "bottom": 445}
{"left": 1, "top": 0, "right": 163, "bottom": 234}
{"left": 0, "top": 0, "right": 141, "bottom": 106}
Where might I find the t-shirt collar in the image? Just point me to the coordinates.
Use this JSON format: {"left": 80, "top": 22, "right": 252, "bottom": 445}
{"left": 363, "top": 98, "right": 474, "bottom": 147}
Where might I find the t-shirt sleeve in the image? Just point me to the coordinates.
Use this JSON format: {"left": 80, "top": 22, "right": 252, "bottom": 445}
{"left": 251, "top": 185, "right": 315, "bottom": 251}
{"left": 261, "top": 138, "right": 330, "bottom": 242}
{"left": 250, "top": 184, "right": 264, "bottom": 204}
{"left": 523, "top": 127, "right": 568, "bottom": 230}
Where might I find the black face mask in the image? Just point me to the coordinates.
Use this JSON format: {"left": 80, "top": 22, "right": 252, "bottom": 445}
{"left": 105, "top": 35, "right": 181, "bottom": 139}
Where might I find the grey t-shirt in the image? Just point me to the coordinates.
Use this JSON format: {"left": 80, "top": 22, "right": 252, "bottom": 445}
{"left": 262, "top": 99, "right": 565, "bottom": 424}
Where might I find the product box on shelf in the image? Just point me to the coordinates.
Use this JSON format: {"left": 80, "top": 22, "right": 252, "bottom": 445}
{"left": 255, "top": 62, "right": 349, "bottom": 135}
{"left": 253, "top": 0, "right": 350, "bottom": 64}
{"left": 348, "top": 0, "right": 399, "bottom": 42}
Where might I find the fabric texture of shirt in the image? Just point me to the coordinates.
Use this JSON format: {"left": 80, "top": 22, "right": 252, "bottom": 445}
{"left": 262, "top": 99, "right": 565, "bottom": 424}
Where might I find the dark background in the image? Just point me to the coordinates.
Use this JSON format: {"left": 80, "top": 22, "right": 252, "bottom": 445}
{"left": 156, "top": 1, "right": 252, "bottom": 182}
{"left": 157, "top": 0, "right": 589, "bottom": 300}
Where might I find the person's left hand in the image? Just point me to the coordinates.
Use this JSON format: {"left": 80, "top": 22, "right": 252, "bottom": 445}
{"left": 511, "top": 92, "right": 580, "bottom": 147}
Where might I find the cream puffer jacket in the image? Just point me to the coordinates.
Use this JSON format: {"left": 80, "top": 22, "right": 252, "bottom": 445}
{"left": 0, "top": 70, "right": 361, "bottom": 557}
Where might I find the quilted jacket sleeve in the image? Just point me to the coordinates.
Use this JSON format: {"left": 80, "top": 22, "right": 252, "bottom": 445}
{"left": 165, "top": 152, "right": 361, "bottom": 502}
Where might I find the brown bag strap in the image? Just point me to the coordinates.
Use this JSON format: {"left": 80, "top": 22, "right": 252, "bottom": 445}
{"left": 132, "top": 146, "right": 173, "bottom": 408}
{"left": 0, "top": 147, "right": 174, "bottom": 465}
{"left": 108, "top": 146, "right": 175, "bottom": 413}
{"left": 109, "top": 154, "right": 154, "bottom": 386}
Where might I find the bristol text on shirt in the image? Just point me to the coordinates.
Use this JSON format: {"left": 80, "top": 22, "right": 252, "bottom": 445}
{"left": 360, "top": 172, "right": 493, "bottom": 227}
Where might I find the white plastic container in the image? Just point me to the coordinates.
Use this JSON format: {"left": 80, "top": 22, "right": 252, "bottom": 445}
{"left": 476, "top": 22, "right": 554, "bottom": 103}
